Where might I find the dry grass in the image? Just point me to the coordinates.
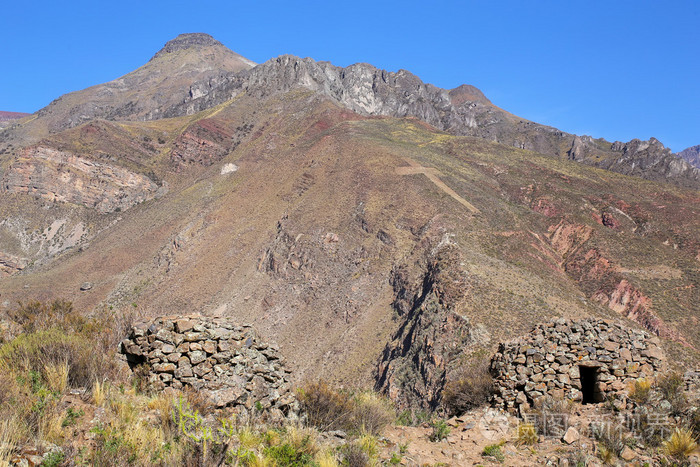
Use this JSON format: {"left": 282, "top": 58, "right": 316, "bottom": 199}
{"left": 43, "top": 360, "right": 69, "bottom": 394}
{"left": 516, "top": 423, "right": 538, "bottom": 446}
{"left": 628, "top": 378, "right": 653, "bottom": 405}
{"left": 663, "top": 427, "right": 699, "bottom": 461}
{"left": 0, "top": 417, "right": 22, "bottom": 466}
{"left": 92, "top": 380, "right": 107, "bottom": 407}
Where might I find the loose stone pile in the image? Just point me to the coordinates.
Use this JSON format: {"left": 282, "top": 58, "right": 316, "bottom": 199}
{"left": 120, "top": 316, "right": 296, "bottom": 419}
{"left": 490, "top": 318, "right": 665, "bottom": 414}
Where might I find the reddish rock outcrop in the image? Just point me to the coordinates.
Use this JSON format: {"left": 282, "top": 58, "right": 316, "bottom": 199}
{"left": 545, "top": 220, "right": 685, "bottom": 344}
{"left": 1, "top": 146, "right": 161, "bottom": 212}
{"left": 169, "top": 118, "right": 236, "bottom": 169}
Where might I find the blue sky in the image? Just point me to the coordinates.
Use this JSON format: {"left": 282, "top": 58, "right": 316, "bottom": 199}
{"left": 2, "top": 1, "right": 698, "bottom": 152}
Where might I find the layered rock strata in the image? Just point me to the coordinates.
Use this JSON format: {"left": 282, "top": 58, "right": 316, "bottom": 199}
{"left": 1, "top": 146, "right": 161, "bottom": 212}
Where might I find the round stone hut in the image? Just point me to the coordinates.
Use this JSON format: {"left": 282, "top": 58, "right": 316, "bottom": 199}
{"left": 120, "top": 315, "right": 297, "bottom": 420}
{"left": 490, "top": 318, "right": 665, "bottom": 414}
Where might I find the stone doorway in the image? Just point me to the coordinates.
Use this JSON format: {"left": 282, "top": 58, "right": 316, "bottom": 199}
{"left": 580, "top": 364, "right": 600, "bottom": 404}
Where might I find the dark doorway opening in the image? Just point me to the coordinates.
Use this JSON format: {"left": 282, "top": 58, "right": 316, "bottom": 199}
{"left": 580, "top": 365, "right": 599, "bottom": 404}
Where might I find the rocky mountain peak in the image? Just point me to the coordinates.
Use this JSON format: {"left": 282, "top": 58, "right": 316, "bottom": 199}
{"left": 448, "top": 84, "right": 492, "bottom": 106}
{"left": 150, "top": 33, "right": 225, "bottom": 61}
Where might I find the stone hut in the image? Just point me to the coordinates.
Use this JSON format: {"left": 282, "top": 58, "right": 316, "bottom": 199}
{"left": 490, "top": 318, "right": 665, "bottom": 414}
{"left": 120, "top": 315, "right": 297, "bottom": 419}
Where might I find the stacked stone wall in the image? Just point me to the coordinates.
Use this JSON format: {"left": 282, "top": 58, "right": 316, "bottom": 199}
{"left": 120, "top": 315, "right": 296, "bottom": 419}
{"left": 491, "top": 318, "right": 665, "bottom": 413}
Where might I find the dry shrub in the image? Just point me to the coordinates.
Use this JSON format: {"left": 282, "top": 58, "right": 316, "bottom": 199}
{"left": 341, "top": 442, "right": 370, "bottom": 467}
{"left": 8, "top": 300, "right": 80, "bottom": 333}
{"left": 182, "top": 385, "right": 214, "bottom": 416}
{"left": 591, "top": 420, "right": 627, "bottom": 458}
{"left": 656, "top": 372, "right": 687, "bottom": 415}
{"left": 442, "top": 356, "right": 494, "bottom": 415}
{"left": 628, "top": 378, "right": 652, "bottom": 405}
{"left": 350, "top": 391, "right": 394, "bottom": 435}
{"left": 298, "top": 382, "right": 394, "bottom": 435}
{"left": 297, "top": 381, "right": 353, "bottom": 431}
{"left": 516, "top": 422, "right": 538, "bottom": 446}
{"left": 527, "top": 396, "right": 574, "bottom": 437}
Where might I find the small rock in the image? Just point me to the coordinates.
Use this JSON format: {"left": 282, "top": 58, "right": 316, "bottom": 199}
{"left": 620, "top": 446, "right": 636, "bottom": 461}
{"left": 562, "top": 426, "right": 580, "bottom": 445}
{"left": 80, "top": 282, "right": 93, "bottom": 291}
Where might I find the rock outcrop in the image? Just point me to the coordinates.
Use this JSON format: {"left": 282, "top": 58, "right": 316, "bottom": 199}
{"left": 679, "top": 144, "right": 700, "bottom": 169}
{"left": 376, "top": 240, "right": 473, "bottom": 411}
{"left": 0, "top": 251, "right": 28, "bottom": 276}
{"left": 491, "top": 318, "right": 665, "bottom": 414}
{"left": 120, "top": 316, "right": 297, "bottom": 419}
{"left": 1, "top": 146, "right": 162, "bottom": 212}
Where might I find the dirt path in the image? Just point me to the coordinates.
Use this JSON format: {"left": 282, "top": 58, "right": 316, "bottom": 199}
{"left": 396, "top": 157, "right": 480, "bottom": 213}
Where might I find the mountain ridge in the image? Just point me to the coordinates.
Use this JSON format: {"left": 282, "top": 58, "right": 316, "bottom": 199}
{"left": 5, "top": 33, "right": 695, "bottom": 189}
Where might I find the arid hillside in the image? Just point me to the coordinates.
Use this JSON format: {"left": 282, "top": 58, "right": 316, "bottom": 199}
{"left": 0, "top": 34, "right": 698, "bottom": 411}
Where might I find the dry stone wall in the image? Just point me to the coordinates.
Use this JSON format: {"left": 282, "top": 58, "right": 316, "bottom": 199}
{"left": 120, "top": 316, "right": 296, "bottom": 419}
{"left": 490, "top": 318, "right": 665, "bottom": 414}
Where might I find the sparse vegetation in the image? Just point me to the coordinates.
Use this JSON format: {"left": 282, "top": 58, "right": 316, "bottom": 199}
{"left": 482, "top": 440, "right": 505, "bottom": 462}
{"left": 628, "top": 378, "right": 653, "bottom": 405}
{"left": 442, "top": 354, "right": 494, "bottom": 415}
{"left": 296, "top": 381, "right": 394, "bottom": 435}
{"left": 516, "top": 422, "right": 538, "bottom": 446}
{"left": 656, "top": 371, "right": 687, "bottom": 415}
{"left": 663, "top": 427, "right": 698, "bottom": 462}
{"left": 428, "top": 419, "right": 450, "bottom": 442}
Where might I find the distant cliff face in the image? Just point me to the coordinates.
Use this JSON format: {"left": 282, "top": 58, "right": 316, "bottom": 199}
{"left": 1, "top": 146, "right": 162, "bottom": 212}
{"left": 679, "top": 145, "right": 700, "bottom": 169}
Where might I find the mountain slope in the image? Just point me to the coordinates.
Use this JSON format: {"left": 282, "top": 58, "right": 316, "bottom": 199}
{"left": 2, "top": 89, "right": 698, "bottom": 407}
{"left": 0, "top": 35, "right": 698, "bottom": 410}
{"left": 169, "top": 54, "right": 700, "bottom": 189}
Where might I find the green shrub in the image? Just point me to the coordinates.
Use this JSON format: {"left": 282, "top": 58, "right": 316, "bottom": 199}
{"left": 39, "top": 450, "right": 65, "bottom": 467}
{"left": 396, "top": 409, "right": 430, "bottom": 426}
{"left": 428, "top": 419, "right": 450, "bottom": 442}
{"left": 263, "top": 443, "right": 313, "bottom": 466}
{"left": 482, "top": 441, "right": 505, "bottom": 462}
